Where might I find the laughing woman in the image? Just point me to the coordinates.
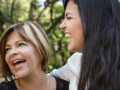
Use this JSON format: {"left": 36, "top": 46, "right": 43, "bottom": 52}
{"left": 0, "top": 22, "right": 69, "bottom": 90}
{"left": 50, "top": 0, "right": 120, "bottom": 90}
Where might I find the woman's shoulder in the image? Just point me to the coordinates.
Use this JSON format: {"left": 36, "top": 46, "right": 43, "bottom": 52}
{"left": 54, "top": 76, "right": 69, "bottom": 90}
{"left": 0, "top": 80, "right": 17, "bottom": 90}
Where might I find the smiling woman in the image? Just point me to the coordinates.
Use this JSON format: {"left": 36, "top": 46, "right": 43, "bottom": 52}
{"left": 0, "top": 22, "right": 69, "bottom": 90}
{"left": 50, "top": 0, "right": 120, "bottom": 90}
{"left": 60, "top": 0, "right": 84, "bottom": 52}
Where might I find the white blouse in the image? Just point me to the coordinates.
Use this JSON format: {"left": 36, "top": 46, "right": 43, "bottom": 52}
{"left": 50, "top": 53, "right": 82, "bottom": 90}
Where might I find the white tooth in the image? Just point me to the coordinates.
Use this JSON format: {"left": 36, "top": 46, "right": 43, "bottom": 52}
{"left": 13, "top": 60, "right": 24, "bottom": 64}
{"left": 65, "top": 34, "right": 72, "bottom": 37}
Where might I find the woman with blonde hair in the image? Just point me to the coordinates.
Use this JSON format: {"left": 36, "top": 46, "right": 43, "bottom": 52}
{"left": 0, "top": 22, "right": 69, "bottom": 90}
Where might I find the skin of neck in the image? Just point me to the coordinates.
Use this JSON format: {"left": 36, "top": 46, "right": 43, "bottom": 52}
{"left": 15, "top": 71, "right": 47, "bottom": 90}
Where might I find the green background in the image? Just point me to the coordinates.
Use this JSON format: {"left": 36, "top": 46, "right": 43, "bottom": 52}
{"left": 0, "top": 0, "right": 74, "bottom": 77}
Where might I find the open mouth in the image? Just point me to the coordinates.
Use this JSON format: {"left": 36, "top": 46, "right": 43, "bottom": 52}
{"left": 12, "top": 60, "right": 26, "bottom": 67}
{"left": 65, "top": 34, "right": 73, "bottom": 44}
{"left": 65, "top": 34, "right": 72, "bottom": 39}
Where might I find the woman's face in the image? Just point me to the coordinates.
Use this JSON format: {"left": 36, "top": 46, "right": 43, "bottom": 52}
{"left": 5, "top": 30, "right": 42, "bottom": 79}
{"left": 60, "top": 0, "right": 84, "bottom": 52}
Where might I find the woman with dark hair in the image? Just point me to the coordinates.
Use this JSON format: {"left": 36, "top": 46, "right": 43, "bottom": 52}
{"left": 50, "top": 0, "right": 120, "bottom": 90}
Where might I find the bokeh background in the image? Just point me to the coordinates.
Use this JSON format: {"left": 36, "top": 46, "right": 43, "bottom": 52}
{"left": 0, "top": 0, "right": 74, "bottom": 77}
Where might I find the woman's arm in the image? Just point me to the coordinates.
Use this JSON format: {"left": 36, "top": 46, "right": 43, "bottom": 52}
{"left": 0, "top": 78, "right": 5, "bottom": 83}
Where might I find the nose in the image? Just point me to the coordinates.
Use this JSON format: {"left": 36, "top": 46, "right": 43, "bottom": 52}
{"left": 60, "top": 19, "right": 66, "bottom": 30}
{"left": 10, "top": 48, "right": 18, "bottom": 57}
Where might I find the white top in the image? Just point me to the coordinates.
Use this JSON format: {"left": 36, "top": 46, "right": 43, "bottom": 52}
{"left": 50, "top": 53, "right": 82, "bottom": 90}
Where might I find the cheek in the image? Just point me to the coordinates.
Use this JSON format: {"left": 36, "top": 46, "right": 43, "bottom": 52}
{"left": 77, "top": 31, "right": 84, "bottom": 43}
{"left": 74, "top": 27, "right": 84, "bottom": 45}
{"left": 67, "top": 22, "right": 74, "bottom": 30}
{"left": 21, "top": 48, "right": 36, "bottom": 61}
{"left": 5, "top": 54, "right": 9, "bottom": 65}
{"left": 18, "top": 48, "right": 30, "bottom": 58}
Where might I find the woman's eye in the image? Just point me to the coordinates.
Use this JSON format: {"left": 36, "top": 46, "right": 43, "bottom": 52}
{"left": 18, "top": 43, "right": 26, "bottom": 46}
{"left": 5, "top": 48, "right": 10, "bottom": 52}
{"left": 67, "top": 17, "right": 72, "bottom": 19}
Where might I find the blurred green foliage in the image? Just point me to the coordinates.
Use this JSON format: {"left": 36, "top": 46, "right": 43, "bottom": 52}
{"left": 0, "top": 0, "right": 74, "bottom": 77}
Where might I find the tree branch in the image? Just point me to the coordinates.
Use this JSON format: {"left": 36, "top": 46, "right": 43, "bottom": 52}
{"left": 46, "top": 13, "right": 64, "bottom": 34}
{"left": 50, "top": 3, "right": 53, "bottom": 23}
{"left": 53, "top": 28, "right": 59, "bottom": 38}
{"left": 37, "top": 2, "right": 50, "bottom": 22}
{"left": 37, "top": 0, "right": 58, "bottom": 22}
{"left": 11, "top": 0, "right": 16, "bottom": 21}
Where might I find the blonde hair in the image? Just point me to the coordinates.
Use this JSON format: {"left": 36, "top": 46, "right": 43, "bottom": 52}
{"left": 0, "top": 22, "right": 51, "bottom": 81}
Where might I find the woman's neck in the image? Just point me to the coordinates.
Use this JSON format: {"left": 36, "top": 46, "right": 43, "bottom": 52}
{"left": 15, "top": 71, "right": 48, "bottom": 90}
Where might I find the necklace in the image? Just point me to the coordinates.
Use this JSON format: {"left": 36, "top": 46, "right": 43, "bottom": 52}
{"left": 18, "top": 75, "right": 49, "bottom": 90}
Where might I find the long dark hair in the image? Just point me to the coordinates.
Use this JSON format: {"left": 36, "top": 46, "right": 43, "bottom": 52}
{"left": 63, "top": 0, "right": 120, "bottom": 90}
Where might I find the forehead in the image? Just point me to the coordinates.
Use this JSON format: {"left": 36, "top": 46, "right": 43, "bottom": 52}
{"left": 65, "top": 0, "right": 78, "bottom": 13}
{"left": 6, "top": 30, "right": 23, "bottom": 44}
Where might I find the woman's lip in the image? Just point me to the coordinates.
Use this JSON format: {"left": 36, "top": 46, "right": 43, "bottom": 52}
{"left": 14, "top": 62, "right": 25, "bottom": 70}
{"left": 67, "top": 38, "right": 72, "bottom": 44}
{"left": 65, "top": 31, "right": 70, "bottom": 34}
{"left": 11, "top": 58, "right": 25, "bottom": 70}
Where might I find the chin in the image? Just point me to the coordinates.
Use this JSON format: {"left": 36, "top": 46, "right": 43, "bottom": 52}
{"left": 68, "top": 46, "right": 81, "bottom": 52}
{"left": 14, "top": 71, "right": 28, "bottom": 79}
{"left": 68, "top": 46, "right": 75, "bottom": 52}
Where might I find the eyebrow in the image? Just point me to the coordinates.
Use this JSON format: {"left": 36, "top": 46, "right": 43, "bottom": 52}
{"left": 66, "top": 12, "right": 73, "bottom": 17}
{"left": 5, "top": 40, "right": 25, "bottom": 47}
